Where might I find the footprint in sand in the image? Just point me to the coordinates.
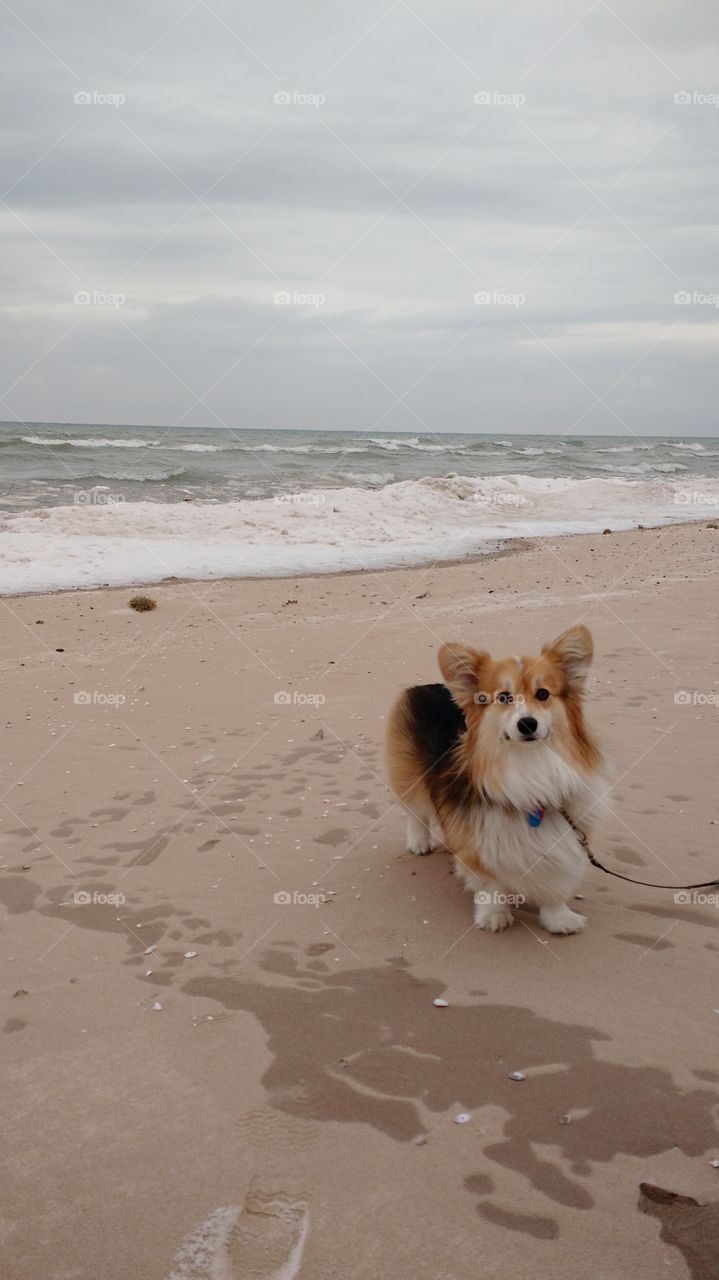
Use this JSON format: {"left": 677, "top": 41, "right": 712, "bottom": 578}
{"left": 166, "top": 1184, "right": 310, "bottom": 1280}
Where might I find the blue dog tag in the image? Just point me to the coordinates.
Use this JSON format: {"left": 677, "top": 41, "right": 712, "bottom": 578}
{"left": 528, "top": 807, "right": 544, "bottom": 827}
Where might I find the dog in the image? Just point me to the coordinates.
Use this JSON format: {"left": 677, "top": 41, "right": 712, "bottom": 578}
{"left": 384, "top": 625, "right": 609, "bottom": 934}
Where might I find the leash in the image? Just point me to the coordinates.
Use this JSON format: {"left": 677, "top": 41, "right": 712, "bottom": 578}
{"left": 559, "top": 809, "right": 719, "bottom": 892}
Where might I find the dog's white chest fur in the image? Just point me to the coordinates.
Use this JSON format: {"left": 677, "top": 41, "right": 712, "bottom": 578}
{"left": 456, "top": 746, "right": 608, "bottom": 908}
{"left": 494, "top": 742, "right": 589, "bottom": 812}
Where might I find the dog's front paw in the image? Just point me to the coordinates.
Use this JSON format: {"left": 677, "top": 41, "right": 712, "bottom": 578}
{"left": 539, "top": 905, "right": 587, "bottom": 935}
{"left": 474, "top": 902, "right": 514, "bottom": 932}
{"left": 406, "top": 816, "right": 437, "bottom": 856}
{"left": 407, "top": 833, "right": 434, "bottom": 856}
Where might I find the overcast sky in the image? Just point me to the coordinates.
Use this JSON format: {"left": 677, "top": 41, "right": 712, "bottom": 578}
{"left": 1, "top": 0, "right": 718, "bottom": 435}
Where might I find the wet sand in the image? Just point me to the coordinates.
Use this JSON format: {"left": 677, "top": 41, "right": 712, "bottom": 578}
{"left": 2, "top": 521, "right": 719, "bottom": 1279}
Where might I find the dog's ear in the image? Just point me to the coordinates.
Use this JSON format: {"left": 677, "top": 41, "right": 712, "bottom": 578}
{"left": 438, "top": 643, "right": 489, "bottom": 711}
{"left": 542, "top": 625, "right": 593, "bottom": 689}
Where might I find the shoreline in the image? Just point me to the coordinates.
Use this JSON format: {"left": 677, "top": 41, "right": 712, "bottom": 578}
{"left": 1, "top": 515, "right": 714, "bottom": 600}
{"left": 0, "top": 536, "right": 533, "bottom": 600}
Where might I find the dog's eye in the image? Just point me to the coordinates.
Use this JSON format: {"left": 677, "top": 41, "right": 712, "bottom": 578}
{"left": 535, "top": 688, "right": 550, "bottom": 702}
{"left": 497, "top": 691, "right": 513, "bottom": 704}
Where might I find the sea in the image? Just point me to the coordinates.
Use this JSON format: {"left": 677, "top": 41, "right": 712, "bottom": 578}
{"left": 1, "top": 423, "right": 717, "bottom": 594}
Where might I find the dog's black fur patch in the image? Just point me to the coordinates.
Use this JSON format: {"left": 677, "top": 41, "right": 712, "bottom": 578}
{"left": 404, "top": 683, "right": 475, "bottom": 815}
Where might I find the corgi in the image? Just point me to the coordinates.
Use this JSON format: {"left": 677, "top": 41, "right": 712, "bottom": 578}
{"left": 384, "top": 626, "right": 609, "bottom": 935}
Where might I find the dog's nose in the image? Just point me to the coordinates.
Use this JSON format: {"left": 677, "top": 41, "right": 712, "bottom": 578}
{"left": 516, "top": 716, "right": 538, "bottom": 738}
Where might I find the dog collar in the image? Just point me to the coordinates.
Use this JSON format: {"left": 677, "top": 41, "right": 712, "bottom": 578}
{"left": 527, "top": 806, "right": 545, "bottom": 827}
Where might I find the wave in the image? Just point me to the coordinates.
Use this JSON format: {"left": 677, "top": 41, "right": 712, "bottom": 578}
{"left": 21, "top": 435, "right": 153, "bottom": 448}
{"left": 41, "top": 468, "right": 191, "bottom": 484}
{"left": 9, "top": 432, "right": 717, "bottom": 466}
{"left": 596, "top": 462, "right": 690, "bottom": 475}
{"left": 110, "top": 468, "right": 190, "bottom": 482}
{"left": 595, "top": 443, "right": 656, "bottom": 453}
{"left": 19, "top": 434, "right": 225, "bottom": 454}
{"left": 245, "top": 439, "right": 467, "bottom": 455}
{"left": 175, "top": 442, "right": 222, "bottom": 452}
{"left": 244, "top": 442, "right": 367, "bottom": 454}
{"left": 367, "top": 436, "right": 466, "bottom": 453}
{"left": 18, "top": 434, "right": 358, "bottom": 457}
{"left": 0, "top": 472, "right": 714, "bottom": 595}
{"left": 336, "top": 470, "right": 397, "bottom": 485}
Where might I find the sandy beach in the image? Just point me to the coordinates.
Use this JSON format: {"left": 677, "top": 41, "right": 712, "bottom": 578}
{"left": 3, "top": 520, "right": 719, "bottom": 1280}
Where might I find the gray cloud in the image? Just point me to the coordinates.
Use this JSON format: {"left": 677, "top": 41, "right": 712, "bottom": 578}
{"left": 1, "top": 0, "right": 718, "bottom": 433}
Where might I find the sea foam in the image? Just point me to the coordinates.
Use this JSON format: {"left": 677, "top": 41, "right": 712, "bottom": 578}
{"left": 0, "top": 472, "right": 713, "bottom": 595}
